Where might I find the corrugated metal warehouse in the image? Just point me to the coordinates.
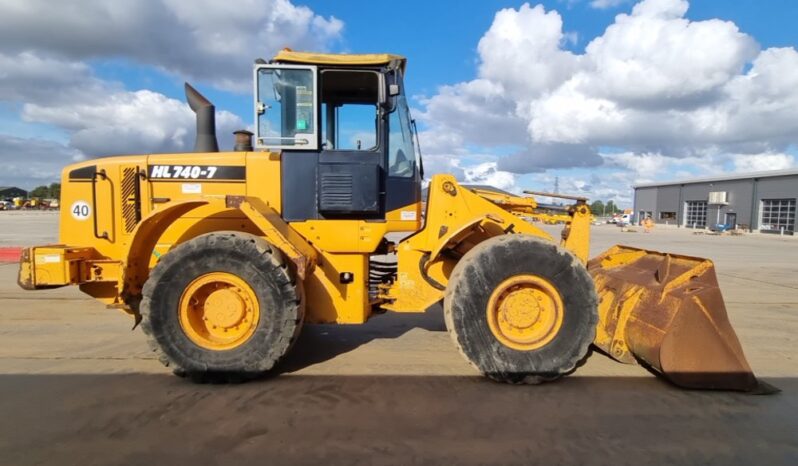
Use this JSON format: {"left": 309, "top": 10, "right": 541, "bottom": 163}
{"left": 633, "top": 169, "right": 798, "bottom": 235}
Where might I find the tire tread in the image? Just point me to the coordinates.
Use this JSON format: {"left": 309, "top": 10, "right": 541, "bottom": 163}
{"left": 140, "top": 231, "right": 300, "bottom": 383}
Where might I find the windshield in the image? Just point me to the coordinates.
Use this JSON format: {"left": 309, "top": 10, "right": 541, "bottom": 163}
{"left": 388, "top": 94, "right": 416, "bottom": 177}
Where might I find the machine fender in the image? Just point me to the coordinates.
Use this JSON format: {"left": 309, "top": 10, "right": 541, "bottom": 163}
{"left": 122, "top": 199, "right": 210, "bottom": 299}
{"left": 426, "top": 215, "right": 515, "bottom": 264}
{"left": 415, "top": 216, "right": 511, "bottom": 299}
{"left": 122, "top": 196, "right": 318, "bottom": 303}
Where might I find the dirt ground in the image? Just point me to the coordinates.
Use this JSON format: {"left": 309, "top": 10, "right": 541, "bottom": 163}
{"left": 0, "top": 211, "right": 796, "bottom": 465}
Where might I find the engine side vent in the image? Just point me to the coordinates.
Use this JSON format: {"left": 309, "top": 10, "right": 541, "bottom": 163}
{"left": 318, "top": 164, "right": 380, "bottom": 214}
{"left": 121, "top": 168, "right": 139, "bottom": 233}
{"left": 319, "top": 173, "right": 353, "bottom": 210}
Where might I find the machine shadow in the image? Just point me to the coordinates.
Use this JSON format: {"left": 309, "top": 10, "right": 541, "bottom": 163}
{"left": 0, "top": 373, "right": 794, "bottom": 465}
{"left": 274, "top": 304, "right": 448, "bottom": 374}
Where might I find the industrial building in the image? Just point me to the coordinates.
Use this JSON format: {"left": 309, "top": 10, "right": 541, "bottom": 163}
{"left": 633, "top": 169, "right": 797, "bottom": 235}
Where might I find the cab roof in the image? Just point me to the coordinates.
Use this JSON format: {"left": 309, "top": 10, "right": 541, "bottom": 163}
{"left": 271, "top": 49, "right": 406, "bottom": 73}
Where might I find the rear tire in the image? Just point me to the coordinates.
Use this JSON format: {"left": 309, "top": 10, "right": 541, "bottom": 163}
{"left": 444, "top": 234, "right": 597, "bottom": 384}
{"left": 140, "top": 231, "right": 302, "bottom": 383}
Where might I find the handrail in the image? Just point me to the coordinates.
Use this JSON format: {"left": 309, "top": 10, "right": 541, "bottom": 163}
{"left": 92, "top": 169, "right": 110, "bottom": 240}
{"left": 134, "top": 167, "right": 144, "bottom": 224}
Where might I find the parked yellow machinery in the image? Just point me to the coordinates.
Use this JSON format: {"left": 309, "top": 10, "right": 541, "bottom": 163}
{"left": 470, "top": 187, "right": 589, "bottom": 225}
{"left": 17, "top": 51, "right": 764, "bottom": 390}
{"left": 539, "top": 212, "right": 572, "bottom": 224}
{"left": 467, "top": 187, "right": 538, "bottom": 217}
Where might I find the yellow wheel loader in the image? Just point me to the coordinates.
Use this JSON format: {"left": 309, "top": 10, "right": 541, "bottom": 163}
{"left": 18, "top": 50, "right": 764, "bottom": 390}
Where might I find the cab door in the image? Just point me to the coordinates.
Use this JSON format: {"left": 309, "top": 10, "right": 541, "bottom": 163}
{"left": 255, "top": 64, "right": 323, "bottom": 221}
{"left": 315, "top": 69, "right": 384, "bottom": 219}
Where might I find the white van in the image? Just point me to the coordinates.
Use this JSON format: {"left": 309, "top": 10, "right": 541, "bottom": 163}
{"left": 615, "top": 213, "right": 633, "bottom": 226}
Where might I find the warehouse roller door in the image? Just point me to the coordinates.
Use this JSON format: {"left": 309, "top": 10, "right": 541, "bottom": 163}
{"left": 760, "top": 199, "right": 795, "bottom": 235}
{"left": 684, "top": 200, "right": 707, "bottom": 228}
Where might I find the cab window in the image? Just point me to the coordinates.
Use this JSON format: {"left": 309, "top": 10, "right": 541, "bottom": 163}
{"left": 255, "top": 65, "right": 317, "bottom": 150}
{"left": 320, "top": 70, "right": 379, "bottom": 151}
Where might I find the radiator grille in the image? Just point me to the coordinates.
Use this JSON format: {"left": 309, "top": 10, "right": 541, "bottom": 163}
{"left": 121, "top": 167, "right": 138, "bottom": 232}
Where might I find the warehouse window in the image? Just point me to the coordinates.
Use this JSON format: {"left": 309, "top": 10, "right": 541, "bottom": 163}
{"left": 760, "top": 199, "right": 795, "bottom": 235}
{"left": 684, "top": 201, "right": 707, "bottom": 228}
{"left": 660, "top": 212, "right": 676, "bottom": 220}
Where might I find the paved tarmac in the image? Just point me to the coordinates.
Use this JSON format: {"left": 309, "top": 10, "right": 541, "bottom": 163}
{"left": 0, "top": 212, "right": 796, "bottom": 465}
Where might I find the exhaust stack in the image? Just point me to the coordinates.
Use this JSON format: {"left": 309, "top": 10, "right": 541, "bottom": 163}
{"left": 233, "top": 130, "right": 254, "bottom": 152}
{"left": 185, "top": 82, "right": 219, "bottom": 153}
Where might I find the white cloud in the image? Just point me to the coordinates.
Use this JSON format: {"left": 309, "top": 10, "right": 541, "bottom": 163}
{"left": 22, "top": 88, "right": 243, "bottom": 157}
{"left": 416, "top": 79, "right": 527, "bottom": 149}
{"left": 602, "top": 151, "right": 719, "bottom": 184}
{"left": 511, "top": 0, "right": 766, "bottom": 150}
{"left": 731, "top": 152, "right": 795, "bottom": 173}
{"left": 417, "top": 0, "right": 798, "bottom": 203}
{"left": 0, "top": 52, "right": 117, "bottom": 106}
{"left": 420, "top": 153, "right": 518, "bottom": 191}
{"left": 0, "top": 49, "right": 244, "bottom": 163}
{"left": 461, "top": 162, "right": 517, "bottom": 191}
{"left": 0, "top": 0, "right": 342, "bottom": 92}
{"left": 590, "top": 0, "right": 629, "bottom": 9}
{"left": 579, "top": 1, "right": 757, "bottom": 107}
{"left": 0, "top": 135, "right": 84, "bottom": 188}
{"left": 477, "top": 4, "right": 580, "bottom": 99}
{"left": 0, "top": 0, "right": 330, "bottom": 186}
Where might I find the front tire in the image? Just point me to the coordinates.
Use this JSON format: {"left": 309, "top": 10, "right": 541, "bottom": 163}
{"left": 444, "top": 234, "right": 597, "bottom": 384}
{"left": 140, "top": 231, "right": 302, "bottom": 382}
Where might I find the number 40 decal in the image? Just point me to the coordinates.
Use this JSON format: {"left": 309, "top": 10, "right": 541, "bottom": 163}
{"left": 70, "top": 201, "right": 91, "bottom": 221}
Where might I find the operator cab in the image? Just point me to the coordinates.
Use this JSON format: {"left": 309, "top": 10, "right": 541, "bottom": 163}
{"left": 254, "top": 50, "right": 422, "bottom": 224}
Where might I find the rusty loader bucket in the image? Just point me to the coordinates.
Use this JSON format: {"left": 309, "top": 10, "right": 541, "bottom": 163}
{"left": 588, "top": 245, "right": 768, "bottom": 392}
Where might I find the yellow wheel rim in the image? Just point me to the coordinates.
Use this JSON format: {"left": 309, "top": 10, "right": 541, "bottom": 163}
{"left": 178, "top": 272, "right": 260, "bottom": 350}
{"left": 486, "top": 274, "right": 564, "bottom": 351}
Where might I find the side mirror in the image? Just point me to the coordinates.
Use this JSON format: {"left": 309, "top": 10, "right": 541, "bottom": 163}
{"left": 380, "top": 84, "right": 401, "bottom": 111}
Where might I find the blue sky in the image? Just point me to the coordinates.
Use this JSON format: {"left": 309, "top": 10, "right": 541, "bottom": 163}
{"left": 1, "top": 0, "right": 797, "bottom": 205}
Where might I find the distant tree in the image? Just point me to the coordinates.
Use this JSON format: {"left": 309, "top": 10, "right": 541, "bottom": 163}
{"left": 589, "top": 200, "right": 605, "bottom": 216}
{"left": 29, "top": 185, "right": 49, "bottom": 198}
{"left": 605, "top": 200, "right": 622, "bottom": 214}
{"left": 48, "top": 182, "right": 61, "bottom": 199}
